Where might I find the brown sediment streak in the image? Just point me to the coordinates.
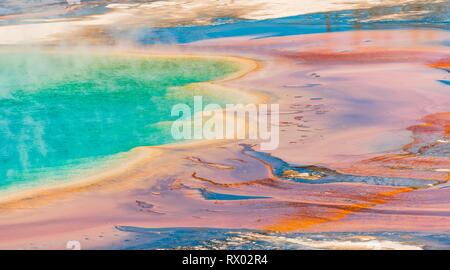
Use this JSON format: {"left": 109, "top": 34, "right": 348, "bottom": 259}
{"left": 364, "top": 153, "right": 415, "bottom": 162}
{"left": 404, "top": 113, "right": 450, "bottom": 154}
{"left": 282, "top": 49, "right": 445, "bottom": 65}
{"left": 191, "top": 172, "right": 281, "bottom": 188}
{"left": 422, "top": 112, "right": 450, "bottom": 135}
{"left": 381, "top": 113, "right": 450, "bottom": 156}
{"left": 408, "top": 113, "right": 450, "bottom": 135}
{"left": 265, "top": 110, "right": 450, "bottom": 232}
{"left": 186, "top": 156, "right": 234, "bottom": 170}
{"left": 341, "top": 111, "right": 450, "bottom": 181}
{"left": 429, "top": 57, "right": 450, "bottom": 69}
{"left": 265, "top": 187, "right": 413, "bottom": 232}
{"left": 414, "top": 113, "right": 450, "bottom": 182}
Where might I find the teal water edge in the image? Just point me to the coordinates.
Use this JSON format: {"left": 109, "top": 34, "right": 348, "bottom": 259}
{"left": 0, "top": 50, "right": 239, "bottom": 192}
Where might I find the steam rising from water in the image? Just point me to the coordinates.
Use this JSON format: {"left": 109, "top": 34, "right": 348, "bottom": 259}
{"left": 0, "top": 49, "right": 239, "bottom": 191}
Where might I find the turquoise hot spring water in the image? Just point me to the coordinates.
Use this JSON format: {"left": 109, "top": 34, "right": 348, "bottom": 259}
{"left": 0, "top": 50, "right": 240, "bottom": 192}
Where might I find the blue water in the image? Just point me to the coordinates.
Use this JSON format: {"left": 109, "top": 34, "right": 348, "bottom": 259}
{"left": 139, "top": 2, "right": 450, "bottom": 45}
{"left": 114, "top": 226, "right": 450, "bottom": 250}
{"left": 439, "top": 80, "right": 450, "bottom": 85}
{"left": 241, "top": 144, "right": 438, "bottom": 187}
{"left": 199, "top": 188, "right": 270, "bottom": 201}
